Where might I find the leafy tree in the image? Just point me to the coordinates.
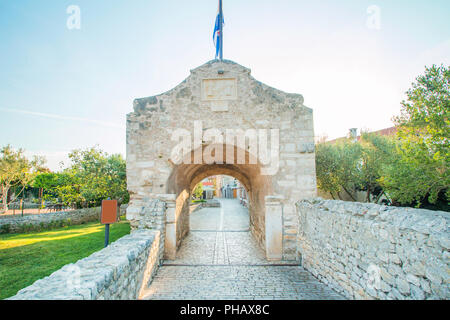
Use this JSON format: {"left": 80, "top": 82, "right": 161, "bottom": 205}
{"left": 394, "top": 64, "right": 449, "bottom": 157}
{"left": 315, "top": 65, "right": 448, "bottom": 209}
{"left": 316, "top": 133, "right": 398, "bottom": 203}
{"left": 53, "top": 170, "right": 84, "bottom": 207}
{"left": 358, "top": 133, "right": 394, "bottom": 202}
{"left": 33, "top": 172, "right": 58, "bottom": 203}
{"left": 360, "top": 133, "right": 399, "bottom": 203}
{"left": 315, "top": 143, "right": 341, "bottom": 199}
{"left": 192, "top": 183, "right": 203, "bottom": 200}
{"left": 0, "top": 145, "right": 45, "bottom": 212}
{"left": 315, "top": 140, "right": 364, "bottom": 200}
{"left": 33, "top": 172, "right": 76, "bottom": 204}
{"left": 387, "top": 64, "right": 449, "bottom": 206}
{"left": 62, "top": 146, "right": 128, "bottom": 208}
{"left": 31, "top": 147, "right": 128, "bottom": 209}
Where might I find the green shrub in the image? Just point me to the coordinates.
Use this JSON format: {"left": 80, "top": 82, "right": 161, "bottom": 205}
{"left": 192, "top": 199, "right": 207, "bottom": 203}
{"left": 0, "top": 224, "right": 11, "bottom": 234}
{"left": 19, "top": 223, "right": 36, "bottom": 233}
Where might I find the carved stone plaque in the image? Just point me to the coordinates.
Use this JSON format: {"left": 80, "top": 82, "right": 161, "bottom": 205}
{"left": 201, "top": 78, "right": 237, "bottom": 101}
{"left": 210, "top": 101, "right": 229, "bottom": 112}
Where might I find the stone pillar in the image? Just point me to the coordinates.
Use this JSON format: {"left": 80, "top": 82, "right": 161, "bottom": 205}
{"left": 158, "top": 194, "right": 177, "bottom": 260}
{"left": 265, "top": 195, "right": 283, "bottom": 261}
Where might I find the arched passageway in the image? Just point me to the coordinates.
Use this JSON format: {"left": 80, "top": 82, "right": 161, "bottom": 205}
{"left": 125, "top": 59, "right": 336, "bottom": 300}
{"left": 167, "top": 174, "right": 270, "bottom": 265}
{"left": 141, "top": 178, "right": 345, "bottom": 299}
{"left": 126, "top": 59, "right": 318, "bottom": 263}
{"left": 165, "top": 143, "right": 274, "bottom": 260}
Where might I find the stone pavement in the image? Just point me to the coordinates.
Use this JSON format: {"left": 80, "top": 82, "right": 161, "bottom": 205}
{"left": 141, "top": 198, "right": 344, "bottom": 300}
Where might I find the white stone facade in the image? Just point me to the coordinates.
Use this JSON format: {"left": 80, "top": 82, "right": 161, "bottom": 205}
{"left": 126, "top": 59, "right": 317, "bottom": 261}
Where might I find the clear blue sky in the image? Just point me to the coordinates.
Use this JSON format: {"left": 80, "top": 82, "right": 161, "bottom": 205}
{"left": 0, "top": 0, "right": 449, "bottom": 170}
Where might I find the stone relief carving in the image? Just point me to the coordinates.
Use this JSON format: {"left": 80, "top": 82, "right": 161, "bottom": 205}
{"left": 201, "top": 78, "right": 237, "bottom": 101}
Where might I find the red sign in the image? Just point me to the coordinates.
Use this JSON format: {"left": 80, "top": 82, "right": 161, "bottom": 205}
{"left": 101, "top": 200, "right": 118, "bottom": 224}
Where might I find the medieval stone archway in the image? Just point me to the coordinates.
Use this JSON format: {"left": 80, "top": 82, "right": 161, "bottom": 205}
{"left": 126, "top": 60, "right": 317, "bottom": 262}
{"left": 164, "top": 143, "right": 273, "bottom": 259}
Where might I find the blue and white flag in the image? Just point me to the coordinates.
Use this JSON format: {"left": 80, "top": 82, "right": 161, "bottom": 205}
{"left": 212, "top": 0, "right": 224, "bottom": 59}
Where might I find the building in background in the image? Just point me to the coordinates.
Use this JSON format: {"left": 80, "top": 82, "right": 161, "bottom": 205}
{"left": 237, "top": 182, "right": 248, "bottom": 207}
{"left": 326, "top": 127, "right": 397, "bottom": 144}
{"left": 218, "top": 176, "right": 236, "bottom": 199}
{"left": 201, "top": 177, "right": 216, "bottom": 199}
{"left": 196, "top": 175, "right": 248, "bottom": 205}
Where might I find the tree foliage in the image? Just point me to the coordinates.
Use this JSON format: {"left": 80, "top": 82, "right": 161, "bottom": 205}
{"left": 192, "top": 183, "right": 203, "bottom": 200}
{"left": 316, "top": 65, "right": 449, "bottom": 210}
{"left": 316, "top": 135, "right": 386, "bottom": 201}
{"left": 0, "top": 145, "right": 46, "bottom": 212}
{"left": 387, "top": 64, "right": 449, "bottom": 205}
{"left": 67, "top": 147, "right": 128, "bottom": 207}
{"left": 33, "top": 146, "right": 129, "bottom": 208}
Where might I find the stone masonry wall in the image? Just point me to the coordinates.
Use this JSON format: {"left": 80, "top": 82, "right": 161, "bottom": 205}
{"left": 8, "top": 229, "right": 162, "bottom": 300}
{"left": 133, "top": 198, "right": 166, "bottom": 259}
{"left": 297, "top": 199, "right": 449, "bottom": 300}
{"left": 126, "top": 59, "right": 317, "bottom": 261}
{"left": 0, "top": 207, "right": 101, "bottom": 234}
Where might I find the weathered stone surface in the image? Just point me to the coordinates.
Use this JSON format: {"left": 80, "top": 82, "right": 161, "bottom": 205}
{"left": 8, "top": 229, "right": 162, "bottom": 300}
{"left": 142, "top": 201, "right": 344, "bottom": 300}
{"left": 296, "top": 199, "right": 449, "bottom": 300}
{"left": 406, "top": 273, "right": 421, "bottom": 287}
{"left": 0, "top": 207, "right": 102, "bottom": 234}
{"left": 126, "top": 59, "right": 316, "bottom": 261}
{"left": 410, "top": 284, "right": 425, "bottom": 300}
{"left": 396, "top": 277, "right": 410, "bottom": 295}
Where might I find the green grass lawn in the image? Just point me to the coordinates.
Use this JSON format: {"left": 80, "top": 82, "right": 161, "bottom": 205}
{"left": 0, "top": 218, "right": 130, "bottom": 300}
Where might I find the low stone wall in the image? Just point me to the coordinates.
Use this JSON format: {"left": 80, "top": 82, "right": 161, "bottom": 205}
{"left": 8, "top": 229, "right": 162, "bottom": 300}
{"left": 120, "top": 204, "right": 128, "bottom": 215}
{"left": 0, "top": 207, "right": 102, "bottom": 234}
{"left": 131, "top": 199, "right": 166, "bottom": 260}
{"left": 189, "top": 199, "right": 221, "bottom": 214}
{"left": 296, "top": 199, "right": 449, "bottom": 300}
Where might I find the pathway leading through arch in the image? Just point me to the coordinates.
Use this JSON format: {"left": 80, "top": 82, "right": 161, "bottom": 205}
{"left": 141, "top": 199, "right": 344, "bottom": 300}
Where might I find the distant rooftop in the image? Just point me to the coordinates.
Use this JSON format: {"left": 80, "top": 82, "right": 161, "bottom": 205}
{"left": 326, "top": 126, "right": 398, "bottom": 144}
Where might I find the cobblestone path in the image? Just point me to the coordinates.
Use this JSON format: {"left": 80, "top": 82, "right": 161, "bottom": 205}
{"left": 141, "top": 199, "right": 344, "bottom": 300}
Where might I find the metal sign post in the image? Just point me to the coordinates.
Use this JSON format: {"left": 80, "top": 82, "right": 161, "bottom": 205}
{"left": 101, "top": 199, "right": 118, "bottom": 248}
{"left": 104, "top": 223, "right": 110, "bottom": 248}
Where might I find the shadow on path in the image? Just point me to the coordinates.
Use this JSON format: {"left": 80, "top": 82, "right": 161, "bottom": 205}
{"left": 141, "top": 199, "right": 345, "bottom": 300}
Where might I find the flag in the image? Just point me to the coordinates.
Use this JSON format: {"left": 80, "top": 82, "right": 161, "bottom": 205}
{"left": 213, "top": 0, "right": 224, "bottom": 59}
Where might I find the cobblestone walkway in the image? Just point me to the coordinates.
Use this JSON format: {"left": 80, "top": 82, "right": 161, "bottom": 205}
{"left": 141, "top": 199, "right": 344, "bottom": 300}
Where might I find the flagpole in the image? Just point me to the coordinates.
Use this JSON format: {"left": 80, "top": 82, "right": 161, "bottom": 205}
{"left": 219, "top": 0, "right": 223, "bottom": 61}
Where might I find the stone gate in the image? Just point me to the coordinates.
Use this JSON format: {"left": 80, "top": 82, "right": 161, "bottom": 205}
{"left": 7, "top": 63, "right": 448, "bottom": 301}
{"left": 125, "top": 60, "right": 316, "bottom": 261}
